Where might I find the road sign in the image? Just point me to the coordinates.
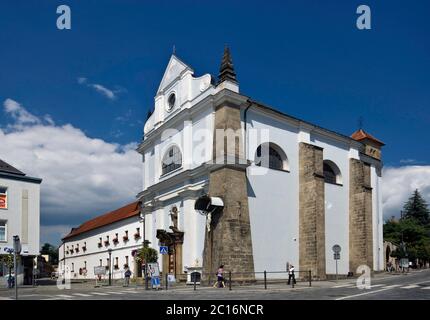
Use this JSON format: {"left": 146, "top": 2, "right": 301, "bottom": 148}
{"left": 334, "top": 253, "right": 340, "bottom": 260}
{"left": 160, "top": 246, "right": 168, "bottom": 255}
{"left": 94, "top": 266, "right": 107, "bottom": 276}
{"left": 332, "top": 244, "right": 341, "bottom": 253}
{"left": 13, "top": 236, "right": 21, "bottom": 254}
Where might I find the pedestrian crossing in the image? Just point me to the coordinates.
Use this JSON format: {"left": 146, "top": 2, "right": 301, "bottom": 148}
{"left": 41, "top": 288, "right": 141, "bottom": 300}
{"left": 332, "top": 283, "right": 430, "bottom": 290}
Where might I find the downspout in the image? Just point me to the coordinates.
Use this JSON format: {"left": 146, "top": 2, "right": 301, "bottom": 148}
{"left": 243, "top": 100, "right": 254, "bottom": 163}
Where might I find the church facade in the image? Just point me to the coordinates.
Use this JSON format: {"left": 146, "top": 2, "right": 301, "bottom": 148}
{"left": 137, "top": 47, "right": 385, "bottom": 280}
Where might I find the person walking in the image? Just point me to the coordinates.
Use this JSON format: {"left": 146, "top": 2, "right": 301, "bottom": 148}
{"left": 213, "top": 265, "right": 225, "bottom": 288}
{"left": 123, "top": 265, "right": 132, "bottom": 287}
{"left": 287, "top": 265, "right": 296, "bottom": 285}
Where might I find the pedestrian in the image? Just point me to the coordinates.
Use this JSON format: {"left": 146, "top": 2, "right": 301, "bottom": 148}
{"left": 213, "top": 265, "right": 225, "bottom": 288}
{"left": 287, "top": 265, "right": 296, "bottom": 285}
{"left": 124, "top": 265, "right": 132, "bottom": 287}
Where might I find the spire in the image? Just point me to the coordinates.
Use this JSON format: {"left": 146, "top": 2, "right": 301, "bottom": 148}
{"left": 218, "top": 45, "right": 237, "bottom": 84}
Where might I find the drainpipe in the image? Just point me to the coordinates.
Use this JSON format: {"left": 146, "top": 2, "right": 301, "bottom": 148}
{"left": 243, "top": 100, "right": 254, "bottom": 163}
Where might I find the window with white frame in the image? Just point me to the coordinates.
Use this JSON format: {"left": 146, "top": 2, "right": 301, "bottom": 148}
{"left": 0, "top": 220, "right": 6, "bottom": 242}
{"left": 161, "top": 145, "right": 182, "bottom": 175}
{"left": 0, "top": 187, "right": 7, "bottom": 209}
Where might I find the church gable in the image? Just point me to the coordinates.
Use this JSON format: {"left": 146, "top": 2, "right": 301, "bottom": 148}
{"left": 157, "top": 55, "right": 193, "bottom": 94}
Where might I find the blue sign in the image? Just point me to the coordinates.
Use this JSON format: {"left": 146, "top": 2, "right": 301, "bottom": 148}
{"left": 160, "top": 246, "right": 168, "bottom": 255}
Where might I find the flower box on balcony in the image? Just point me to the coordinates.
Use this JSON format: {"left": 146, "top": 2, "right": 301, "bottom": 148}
{"left": 113, "top": 238, "right": 119, "bottom": 244}
{"left": 98, "top": 243, "right": 103, "bottom": 248}
{"left": 104, "top": 240, "right": 110, "bottom": 246}
{"left": 82, "top": 247, "right": 87, "bottom": 252}
{"left": 75, "top": 248, "right": 79, "bottom": 253}
{"left": 114, "top": 265, "right": 119, "bottom": 270}
{"left": 123, "top": 236, "right": 129, "bottom": 242}
{"left": 105, "top": 266, "right": 109, "bottom": 271}
{"left": 134, "top": 233, "right": 141, "bottom": 239}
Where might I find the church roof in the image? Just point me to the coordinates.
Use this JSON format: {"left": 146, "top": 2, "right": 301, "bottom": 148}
{"left": 0, "top": 159, "right": 25, "bottom": 176}
{"left": 351, "top": 129, "right": 385, "bottom": 146}
{"left": 62, "top": 201, "right": 141, "bottom": 240}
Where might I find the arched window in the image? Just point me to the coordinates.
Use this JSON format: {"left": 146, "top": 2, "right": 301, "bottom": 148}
{"left": 255, "top": 143, "right": 288, "bottom": 171}
{"left": 323, "top": 160, "right": 342, "bottom": 185}
{"left": 162, "top": 145, "right": 182, "bottom": 175}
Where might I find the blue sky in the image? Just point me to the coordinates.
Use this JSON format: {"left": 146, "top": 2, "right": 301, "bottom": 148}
{"left": 0, "top": 0, "right": 429, "bottom": 245}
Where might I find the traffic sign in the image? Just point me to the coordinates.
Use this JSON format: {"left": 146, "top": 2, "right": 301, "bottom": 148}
{"left": 160, "top": 246, "right": 168, "bottom": 255}
{"left": 332, "top": 244, "right": 341, "bottom": 253}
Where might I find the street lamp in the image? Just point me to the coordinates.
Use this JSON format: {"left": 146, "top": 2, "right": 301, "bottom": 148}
{"left": 108, "top": 249, "right": 112, "bottom": 286}
{"left": 140, "top": 212, "right": 149, "bottom": 290}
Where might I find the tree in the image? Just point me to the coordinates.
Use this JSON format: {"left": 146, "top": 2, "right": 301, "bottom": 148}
{"left": 384, "top": 189, "right": 430, "bottom": 265}
{"left": 402, "top": 189, "right": 430, "bottom": 226}
{"left": 40, "top": 243, "right": 59, "bottom": 265}
{"left": 136, "top": 245, "right": 158, "bottom": 264}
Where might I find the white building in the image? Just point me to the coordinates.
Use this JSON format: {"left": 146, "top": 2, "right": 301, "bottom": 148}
{"left": 138, "top": 48, "right": 385, "bottom": 280}
{"left": 61, "top": 48, "right": 385, "bottom": 281}
{"left": 0, "top": 159, "right": 42, "bottom": 285}
{"left": 59, "top": 202, "right": 145, "bottom": 280}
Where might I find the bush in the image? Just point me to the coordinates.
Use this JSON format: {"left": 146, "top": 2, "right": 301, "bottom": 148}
{"left": 136, "top": 246, "right": 158, "bottom": 264}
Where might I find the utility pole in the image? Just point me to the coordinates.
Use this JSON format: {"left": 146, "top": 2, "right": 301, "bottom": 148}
{"left": 13, "top": 235, "right": 21, "bottom": 300}
{"left": 108, "top": 249, "right": 112, "bottom": 286}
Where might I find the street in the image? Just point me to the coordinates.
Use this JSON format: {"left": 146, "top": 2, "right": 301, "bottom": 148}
{"left": 0, "top": 269, "right": 429, "bottom": 300}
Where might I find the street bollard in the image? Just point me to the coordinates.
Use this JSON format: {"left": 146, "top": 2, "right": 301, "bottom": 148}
{"left": 194, "top": 275, "right": 197, "bottom": 291}
{"left": 264, "top": 271, "right": 267, "bottom": 290}
{"left": 165, "top": 273, "right": 168, "bottom": 291}
{"left": 309, "top": 270, "right": 312, "bottom": 287}
{"left": 291, "top": 272, "right": 295, "bottom": 288}
{"left": 229, "top": 271, "right": 232, "bottom": 291}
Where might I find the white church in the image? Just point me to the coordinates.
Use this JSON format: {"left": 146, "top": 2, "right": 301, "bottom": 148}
{"left": 60, "top": 47, "right": 384, "bottom": 281}
{"left": 139, "top": 46, "right": 385, "bottom": 280}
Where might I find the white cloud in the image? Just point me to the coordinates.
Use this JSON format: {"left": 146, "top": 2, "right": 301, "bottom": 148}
{"left": 1, "top": 99, "right": 142, "bottom": 245}
{"left": 77, "top": 77, "right": 87, "bottom": 84}
{"left": 382, "top": 166, "right": 430, "bottom": 221}
{"left": 4, "top": 99, "right": 41, "bottom": 126}
{"left": 90, "top": 84, "right": 116, "bottom": 100}
{"left": 77, "top": 77, "right": 118, "bottom": 100}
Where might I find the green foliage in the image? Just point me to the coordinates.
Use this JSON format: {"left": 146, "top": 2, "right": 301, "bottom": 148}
{"left": 403, "top": 189, "right": 430, "bottom": 225}
{"left": 0, "top": 254, "right": 18, "bottom": 269}
{"left": 136, "top": 245, "right": 158, "bottom": 264}
{"left": 384, "top": 189, "right": 430, "bottom": 262}
{"left": 40, "top": 243, "right": 59, "bottom": 265}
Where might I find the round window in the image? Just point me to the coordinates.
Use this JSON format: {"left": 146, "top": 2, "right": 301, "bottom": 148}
{"left": 167, "top": 93, "right": 176, "bottom": 111}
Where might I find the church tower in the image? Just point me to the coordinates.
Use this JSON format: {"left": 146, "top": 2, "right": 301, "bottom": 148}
{"left": 201, "top": 47, "right": 255, "bottom": 283}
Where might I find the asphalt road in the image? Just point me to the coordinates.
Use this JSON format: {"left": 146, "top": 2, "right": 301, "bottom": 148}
{"left": 0, "top": 269, "right": 429, "bottom": 300}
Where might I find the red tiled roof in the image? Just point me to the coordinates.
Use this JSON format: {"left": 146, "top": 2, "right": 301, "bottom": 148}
{"left": 351, "top": 129, "right": 385, "bottom": 146}
{"left": 62, "top": 201, "right": 141, "bottom": 240}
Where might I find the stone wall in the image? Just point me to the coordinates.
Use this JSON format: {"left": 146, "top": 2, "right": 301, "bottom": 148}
{"left": 202, "top": 101, "right": 254, "bottom": 283}
{"left": 298, "top": 142, "right": 326, "bottom": 279}
{"left": 349, "top": 158, "right": 373, "bottom": 273}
